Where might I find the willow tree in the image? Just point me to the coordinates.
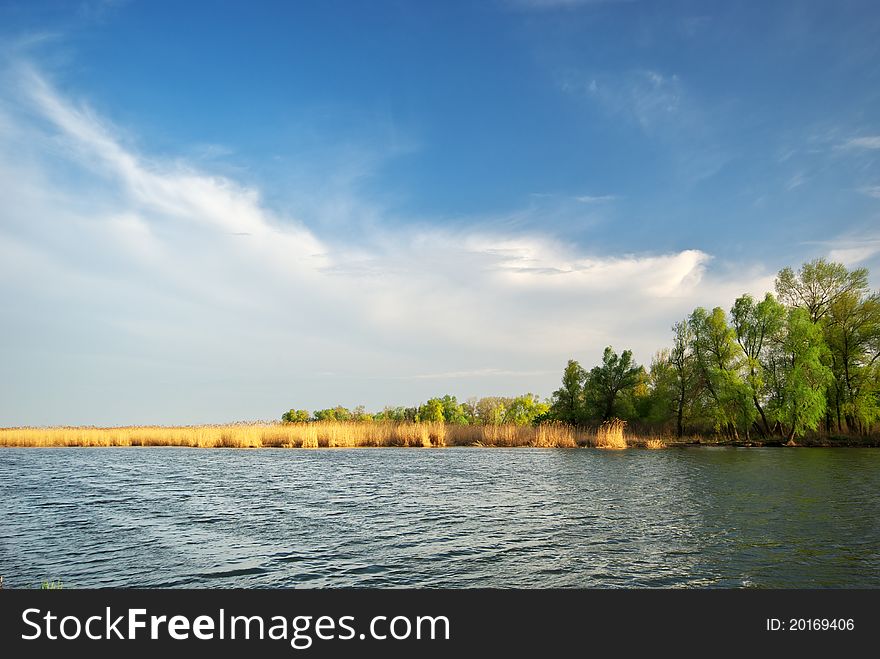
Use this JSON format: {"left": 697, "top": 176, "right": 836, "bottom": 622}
{"left": 689, "top": 307, "right": 753, "bottom": 440}
{"left": 765, "top": 308, "right": 832, "bottom": 442}
{"left": 776, "top": 259, "right": 876, "bottom": 433}
{"left": 824, "top": 290, "right": 880, "bottom": 432}
{"left": 731, "top": 292, "right": 785, "bottom": 436}
{"left": 775, "top": 258, "right": 869, "bottom": 323}
{"left": 661, "top": 320, "right": 701, "bottom": 438}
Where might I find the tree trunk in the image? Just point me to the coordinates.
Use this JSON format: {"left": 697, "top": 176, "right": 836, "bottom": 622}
{"left": 728, "top": 422, "right": 739, "bottom": 442}
{"left": 752, "top": 396, "right": 771, "bottom": 436}
{"left": 835, "top": 388, "right": 842, "bottom": 432}
{"left": 786, "top": 423, "right": 797, "bottom": 445}
{"left": 676, "top": 391, "right": 685, "bottom": 439}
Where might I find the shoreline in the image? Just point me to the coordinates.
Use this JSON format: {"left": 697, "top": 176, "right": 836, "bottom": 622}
{"left": 2, "top": 440, "right": 878, "bottom": 449}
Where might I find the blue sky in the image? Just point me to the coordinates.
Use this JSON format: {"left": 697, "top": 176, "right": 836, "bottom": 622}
{"left": 1, "top": 0, "right": 879, "bottom": 424}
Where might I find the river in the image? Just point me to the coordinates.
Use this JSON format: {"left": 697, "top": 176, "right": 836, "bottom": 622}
{"left": 1, "top": 447, "right": 878, "bottom": 588}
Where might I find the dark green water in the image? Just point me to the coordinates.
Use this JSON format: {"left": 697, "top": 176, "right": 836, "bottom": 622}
{"left": 1, "top": 447, "right": 878, "bottom": 588}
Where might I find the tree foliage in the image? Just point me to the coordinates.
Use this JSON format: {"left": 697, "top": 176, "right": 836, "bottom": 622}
{"left": 584, "top": 346, "right": 642, "bottom": 422}
{"left": 550, "top": 359, "right": 586, "bottom": 424}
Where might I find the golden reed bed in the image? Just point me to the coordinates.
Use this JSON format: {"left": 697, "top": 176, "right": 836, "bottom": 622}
{"left": 0, "top": 421, "right": 665, "bottom": 449}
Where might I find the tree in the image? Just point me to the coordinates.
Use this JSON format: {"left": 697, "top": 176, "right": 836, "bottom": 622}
{"left": 776, "top": 258, "right": 876, "bottom": 434}
{"left": 730, "top": 292, "right": 785, "bottom": 436}
{"left": 439, "top": 395, "right": 468, "bottom": 424}
{"left": 352, "top": 405, "right": 373, "bottom": 422}
{"left": 418, "top": 398, "right": 445, "bottom": 423}
{"left": 374, "top": 406, "right": 406, "bottom": 422}
{"left": 670, "top": 319, "right": 701, "bottom": 438}
{"left": 474, "top": 397, "right": 508, "bottom": 425}
{"left": 646, "top": 322, "right": 703, "bottom": 437}
{"left": 765, "top": 308, "right": 832, "bottom": 442}
{"left": 824, "top": 290, "right": 880, "bottom": 431}
{"left": 689, "top": 307, "right": 753, "bottom": 439}
{"left": 313, "top": 406, "right": 352, "bottom": 422}
{"left": 775, "top": 258, "right": 869, "bottom": 323}
{"left": 550, "top": 360, "right": 586, "bottom": 424}
{"left": 282, "top": 409, "right": 310, "bottom": 423}
{"left": 642, "top": 350, "right": 677, "bottom": 431}
{"left": 584, "top": 346, "right": 642, "bottom": 422}
{"left": 502, "top": 394, "right": 551, "bottom": 425}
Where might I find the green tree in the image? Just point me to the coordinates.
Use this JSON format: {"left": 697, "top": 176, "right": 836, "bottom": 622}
{"left": 352, "top": 405, "right": 373, "bottom": 422}
{"left": 824, "top": 290, "right": 880, "bottom": 431}
{"left": 281, "top": 409, "right": 310, "bottom": 423}
{"left": 583, "top": 346, "right": 642, "bottom": 422}
{"left": 502, "top": 394, "right": 551, "bottom": 425}
{"left": 776, "top": 259, "right": 876, "bottom": 434}
{"left": 439, "top": 395, "right": 468, "bottom": 424}
{"left": 643, "top": 350, "right": 675, "bottom": 430}
{"left": 313, "top": 406, "right": 352, "bottom": 422}
{"left": 731, "top": 292, "right": 785, "bottom": 436}
{"left": 775, "top": 258, "right": 869, "bottom": 323}
{"left": 689, "top": 307, "right": 753, "bottom": 439}
{"left": 670, "top": 319, "right": 702, "bottom": 438}
{"left": 550, "top": 360, "right": 586, "bottom": 424}
{"left": 765, "top": 308, "right": 832, "bottom": 441}
{"left": 374, "top": 406, "right": 406, "bottom": 422}
{"left": 418, "top": 398, "right": 445, "bottom": 423}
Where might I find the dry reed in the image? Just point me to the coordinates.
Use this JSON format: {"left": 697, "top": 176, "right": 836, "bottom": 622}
{"left": 0, "top": 420, "right": 586, "bottom": 449}
{"left": 593, "top": 418, "right": 628, "bottom": 449}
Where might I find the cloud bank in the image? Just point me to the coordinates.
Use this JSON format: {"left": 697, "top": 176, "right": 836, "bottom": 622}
{"left": 0, "top": 63, "right": 776, "bottom": 424}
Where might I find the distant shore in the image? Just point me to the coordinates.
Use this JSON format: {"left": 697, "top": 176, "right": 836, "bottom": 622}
{"left": 1, "top": 421, "right": 877, "bottom": 449}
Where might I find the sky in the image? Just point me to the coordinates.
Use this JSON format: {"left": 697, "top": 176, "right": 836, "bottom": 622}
{"left": 1, "top": 0, "right": 879, "bottom": 425}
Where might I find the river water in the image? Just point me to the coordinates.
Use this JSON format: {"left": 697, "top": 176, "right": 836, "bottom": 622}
{"left": 1, "top": 447, "right": 878, "bottom": 588}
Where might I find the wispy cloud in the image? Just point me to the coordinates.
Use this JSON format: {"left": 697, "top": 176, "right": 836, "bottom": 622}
{"left": 820, "top": 230, "right": 880, "bottom": 269}
{"left": 575, "top": 194, "right": 617, "bottom": 203}
{"left": 571, "top": 69, "right": 684, "bottom": 131}
{"left": 840, "top": 136, "right": 880, "bottom": 150}
{"left": 828, "top": 244, "right": 880, "bottom": 266}
{"left": 562, "top": 68, "right": 729, "bottom": 184}
{"left": 785, "top": 172, "right": 806, "bottom": 191}
{"left": 506, "top": 0, "right": 631, "bottom": 10}
{"left": 859, "top": 185, "right": 880, "bottom": 199}
{"left": 394, "top": 368, "right": 557, "bottom": 380}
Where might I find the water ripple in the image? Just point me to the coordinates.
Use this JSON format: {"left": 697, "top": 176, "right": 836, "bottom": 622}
{"left": 1, "top": 447, "right": 879, "bottom": 588}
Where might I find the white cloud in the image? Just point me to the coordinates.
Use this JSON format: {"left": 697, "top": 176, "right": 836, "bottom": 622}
{"left": 575, "top": 194, "right": 617, "bottom": 203}
{"left": 859, "top": 185, "right": 880, "bottom": 199}
{"left": 828, "top": 245, "right": 880, "bottom": 266}
{"left": 0, "top": 64, "right": 777, "bottom": 423}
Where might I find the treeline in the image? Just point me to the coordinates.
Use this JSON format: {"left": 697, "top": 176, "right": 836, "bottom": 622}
{"left": 548, "top": 259, "right": 879, "bottom": 441}
{"left": 283, "top": 260, "right": 878, "bottom": 442}
{"left": 282, "top": 394, "right": 550, "bottom": 426}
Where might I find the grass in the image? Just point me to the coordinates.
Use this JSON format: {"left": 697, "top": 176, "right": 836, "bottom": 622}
{"left": 40, "top": 580, "right": 63, "bottom": 590}
{"left": 0, "top": 421, "right": 582, "bottom": 449}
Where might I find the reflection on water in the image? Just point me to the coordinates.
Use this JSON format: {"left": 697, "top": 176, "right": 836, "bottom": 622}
{"left": 1, "top": 447, "right": 878, "bottom": 588}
